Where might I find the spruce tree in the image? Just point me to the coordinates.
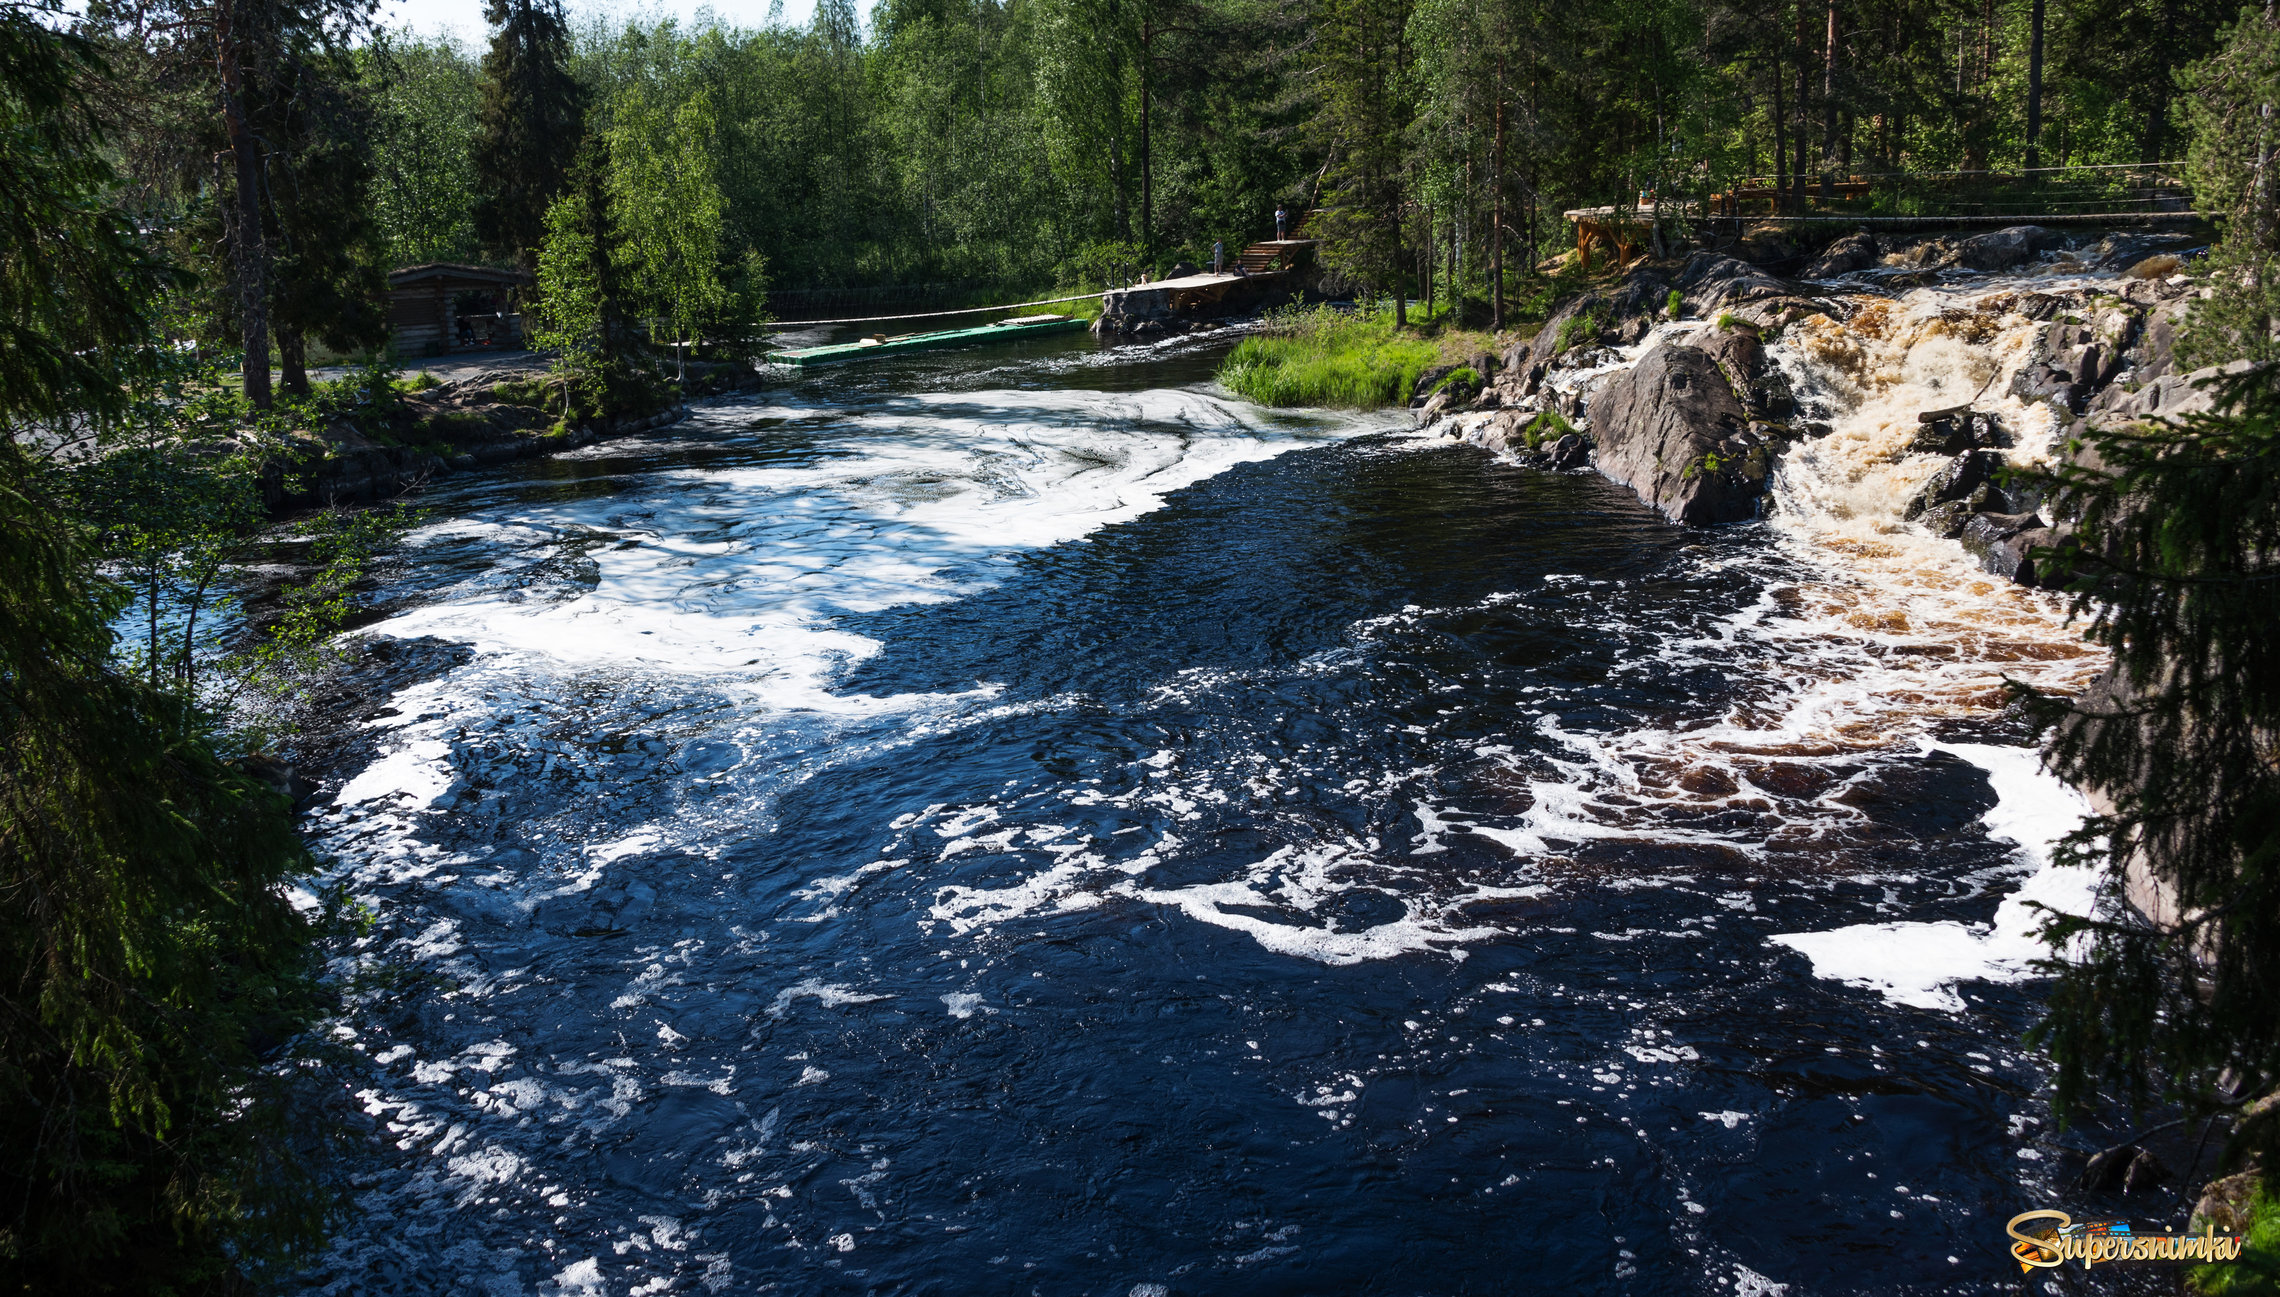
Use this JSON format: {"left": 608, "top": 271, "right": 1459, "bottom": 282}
{"left": 0, "top": 4, "right": 333, "bottom": 1284}
{"left": 471, "top": 0, "right": 584, "bottom": 272}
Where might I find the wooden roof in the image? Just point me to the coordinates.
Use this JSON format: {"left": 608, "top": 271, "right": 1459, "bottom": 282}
{"left": 388, "top": 262, "right": 532, "bottom": 288}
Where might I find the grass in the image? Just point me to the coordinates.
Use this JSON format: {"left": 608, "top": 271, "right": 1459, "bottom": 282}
{"left": 1218, "top": 305, "right": 1497, "bottom": 410}
{"left": 1520, "top": 408, "right": 1576, "bottom": 449}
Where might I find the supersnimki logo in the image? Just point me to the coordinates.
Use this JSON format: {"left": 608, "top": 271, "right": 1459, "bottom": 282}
{"left": 2007, "top": 1210, "right": 2247, "bottom": 1272}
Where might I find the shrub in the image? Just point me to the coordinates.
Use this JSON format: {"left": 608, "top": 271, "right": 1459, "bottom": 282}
{"left": 1666, "top": 289, "right": 1684, "bottom": 319}
{"left": 2192, "top": 1181, "right": 2280, "bottom": 1295}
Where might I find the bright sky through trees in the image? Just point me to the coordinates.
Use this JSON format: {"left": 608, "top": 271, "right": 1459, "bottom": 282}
{"left": 375, "top": 0, "right": 822, "bottom": 46}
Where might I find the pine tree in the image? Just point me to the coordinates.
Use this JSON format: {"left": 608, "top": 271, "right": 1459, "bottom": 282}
{"left": 260, "top": 43, "right": 391, "bottom": 394}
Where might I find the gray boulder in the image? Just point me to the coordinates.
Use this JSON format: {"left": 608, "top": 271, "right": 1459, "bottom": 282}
{"left": 1904, "top": 449, "right": 2004, "bottom": 519}
{"left": 1954, "top": 225, "right": 2058, "bottom": 272}
{"left": 1803, "top": 232, "right": 1879, "bottom": 279}
{"left": 1959, "top": 512, "right": 2052, "bottom": 584}
{"left": 1587, "top": 341, "right": 1772, "bottom": 525}
{"left": 2086, "top": 232, "right": 2197, "bottom": 271}
{"left": 1674, "top": 253, "right": 1792, "bottom": 315}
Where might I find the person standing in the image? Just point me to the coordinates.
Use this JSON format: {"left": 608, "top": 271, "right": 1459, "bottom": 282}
{"left": 1213, "top": 240, "right": 1225, "bottom": 274}
{"left": 1275, "top": 207, "right": 1287, "bottom": 240}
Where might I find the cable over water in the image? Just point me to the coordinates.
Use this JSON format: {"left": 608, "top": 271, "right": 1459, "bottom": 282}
{"left": 757, "top": 290, "right": 1109, "bottom": 329}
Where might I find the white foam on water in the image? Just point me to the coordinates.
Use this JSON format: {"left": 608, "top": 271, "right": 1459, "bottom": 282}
{"left": 326, "top": 385, "right": 1373, "bottom": 858}
{"left": 1770, "top": 742, "right": 2099, "bottom": 1012}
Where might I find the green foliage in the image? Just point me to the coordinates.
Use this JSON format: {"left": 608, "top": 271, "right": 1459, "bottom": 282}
{"left": 1216, "top": 306, "right": 1438, "bottom": 408}
{"left": 1521, "top": 408, "right": 1575, "bottom": 449}
{"left": 2020, "top": 365, "right": 2280, "bottom": 1119}
{"left": 2184, "top": 9, "right": 2280, "bottom": 253}
{"left": 1432, "top": 365, "right": 1482, "bottom": 396}
{"left": 0, "top": 11, "right": 345, "bottom": 1285}
{"left": 0, "top": 447, "right": 339, "bottom": 1288}
{"left": 1715, "top": 312, "right": 1739, "bottom": 331}
{"left": 1666, "top": 288, "right": 1684, "bottom": 320}
{"left": 2193, "top": 1182, "right": 2280, "bottom": 1295}
{"left": 261, "top": 41, "right": 392, "bottom": 393}
{"left": 1555, "top": 306, "right": 1607, "bottom": 355}
{"left": 0, "top": 5, "right": 179, "bottom": 427}
{"left": 532, "top": 138, "right": 617, "bottom": 373}
{"left": 607, "top": 82, "right": 730, "bottom": 365}
{"left": 1312, "top": 0, "right": 1416, "bottom": 315}
{"left": 364, "top": 30, "right": 484, "bottom": 266}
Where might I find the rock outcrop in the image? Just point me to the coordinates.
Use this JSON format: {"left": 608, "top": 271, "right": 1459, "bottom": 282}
{"left": 1952, "top": 225, "right": 2058, "bottom": 272}
{"left": 1802, "top": 231, "right": 1879, "bottom": 279}
{"left": 245, "top": 367, "right": 745, "bottom": 516}
{"left": 1586, "top": 339, "right": 1775, "bottom": 525}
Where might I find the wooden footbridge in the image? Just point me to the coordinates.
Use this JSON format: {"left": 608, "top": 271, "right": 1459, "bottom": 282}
{"left": 1566, "top": 162, "right": 2203, "bottom": 269}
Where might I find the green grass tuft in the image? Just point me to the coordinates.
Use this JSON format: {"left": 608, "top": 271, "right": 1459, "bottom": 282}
{"left": 1217, "top": 306, "right": 1440, "bottom": 409}
{"left": 1554, "top": 306, "right": 1607, "bottom": 355}
{"left": 1666, "top": 289, "right": 1684, "bottom": 319}
{"left": 1521, "top": 408, "right": 1576, "bottom": 450}
{"left": 1432, "top": 366, "right": 1482, "bottom": 397}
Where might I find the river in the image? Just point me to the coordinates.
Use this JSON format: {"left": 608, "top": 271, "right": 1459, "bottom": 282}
{"left": 295, "top": 303, "right": 2115, "bottom": 1296}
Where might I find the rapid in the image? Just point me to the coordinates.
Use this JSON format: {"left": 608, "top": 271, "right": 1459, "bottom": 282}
{"left": 295, "top": 278, "right": 2118, "bottom": 1296}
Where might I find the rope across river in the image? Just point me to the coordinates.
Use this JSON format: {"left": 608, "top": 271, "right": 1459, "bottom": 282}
{"left": 758, "top": 291, "right": 1109, "bottom": 330}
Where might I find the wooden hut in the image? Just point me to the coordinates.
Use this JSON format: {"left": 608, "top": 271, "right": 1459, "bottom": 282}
{"left": 386, "top": 263, "right": 533, "bottom": 355}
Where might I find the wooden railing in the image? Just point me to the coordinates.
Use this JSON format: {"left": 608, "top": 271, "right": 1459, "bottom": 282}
{"left": 1704, "top": 163, "right": 2193, "bottom": 221}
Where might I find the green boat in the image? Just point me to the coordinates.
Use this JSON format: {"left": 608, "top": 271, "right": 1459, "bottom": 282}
{"left": 769, "top": 313, "right": 1088, "bottom": 366}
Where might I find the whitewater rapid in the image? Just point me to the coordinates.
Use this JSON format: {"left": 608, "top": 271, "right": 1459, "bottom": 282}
{"left": 293, "top": 315, "right": 2112, "bottom": 1296}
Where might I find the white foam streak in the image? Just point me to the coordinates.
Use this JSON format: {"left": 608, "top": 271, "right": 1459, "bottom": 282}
{"left": 1771, "top": 744, "right": 2098, "bottom": 1012}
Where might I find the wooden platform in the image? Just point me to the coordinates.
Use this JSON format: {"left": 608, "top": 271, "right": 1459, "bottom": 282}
{"left": 768, "top": 313, "right": 1087, "bottom": 367}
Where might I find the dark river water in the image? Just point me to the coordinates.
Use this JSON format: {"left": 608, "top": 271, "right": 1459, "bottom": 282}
{"left": 294, "top": 325, "right": 2124, "bottom": 1296}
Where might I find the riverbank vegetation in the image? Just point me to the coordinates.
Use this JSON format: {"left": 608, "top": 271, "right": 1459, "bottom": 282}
{"left": 1219, "top": 306, "right": 1503, "bottom": 408}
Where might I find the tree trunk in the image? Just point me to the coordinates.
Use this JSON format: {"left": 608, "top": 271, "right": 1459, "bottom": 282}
{"left": 2025, "top": 0, "right": 2046, "bottom": 168}
{"left": 1491, "top": 60, "right": 1505, "bottom": 332}
{"left": 279, "top": 326, "right": 310, "bottom": 398}
{"left": 1821, "top": 0, "right": 1838, "bottom": 200}
{"left": 1140, "top": 18, "right": 1153, "bottom": 257}
{"left": 1772, "top": 51, "right": 1788, "bottom": 206}
{"left": 2257, "top": 0, "right": 2278, "bottom": 251}
{"left": 1793, "top": 2, "right": 1811, "bottom": 214}
{"left": 2142, "top": 0, "right": 2179, "bottom": 160}
{"left": 216, "top": 0, "right": 272, "bottom": 409}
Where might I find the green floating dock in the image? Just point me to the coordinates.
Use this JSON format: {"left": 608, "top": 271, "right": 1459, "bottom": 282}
{"left": 769, "top": 313, "right": 1088, "bottom": 367}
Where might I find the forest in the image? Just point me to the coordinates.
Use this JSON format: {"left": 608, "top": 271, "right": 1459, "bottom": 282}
{"left": 6, "top": 0, "right": 2280, "bottom": 1284}
{"left": 60, "top": 0, "right": 2249, "bottom": 405}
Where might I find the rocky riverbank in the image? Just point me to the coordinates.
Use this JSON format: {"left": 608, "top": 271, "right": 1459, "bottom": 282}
{"left": 257, "top": 359, "right": 768, "bottom": 516}
{"left": 1422, "top": 224, "right": 2219, "bottom": 593}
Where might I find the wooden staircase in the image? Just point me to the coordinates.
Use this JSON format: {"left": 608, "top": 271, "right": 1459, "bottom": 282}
{"left": 1235, "top": 243, "right": 1286, "bottom": 272}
